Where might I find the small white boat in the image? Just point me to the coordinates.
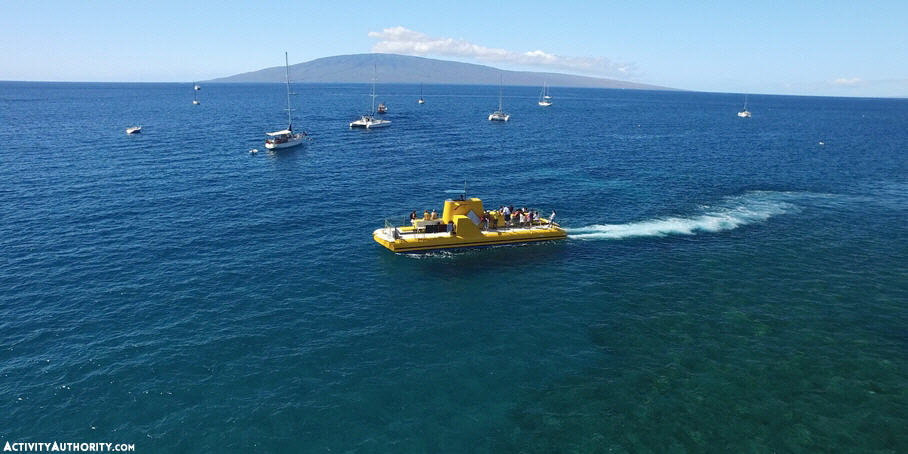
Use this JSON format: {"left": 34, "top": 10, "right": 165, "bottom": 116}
{"left": 264, "top": 52, "right": 307, "bottom": 150}
{"left": 737, "top": 95, "right": 751, "bottom": 118}
{"left": 418, "top": 84, "right": 425, "bottom": 104}
{"left": 349, "top": 115, "right": 391, "bottom": 129}
{"left": 194, "top": 84, "right": 201, "bottom": 91}
{"left": 377, "top": 103, "right": 387, "bottom": 114}
{"left": 126, "top": 126, "right": 142, "bottom": 134}
{"left": 538, "top": 82, "right": 552, "bottom": 106}
{"left": 193, "top": 83, "right": 200, "bottom": 105}
{"left": 249, "top": 148, "right": 259, "bottom": 154}
{"left": 351, "top": 65, "right": 391, "bottom": 129}
{"left": 489, "top": 75, "right": 510, "bottom": 122}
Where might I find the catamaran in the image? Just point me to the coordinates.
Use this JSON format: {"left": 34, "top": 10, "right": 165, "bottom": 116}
{"left": 488, "top": 75, "right": 510, "bottom": 121}
{"left": 350, "top": 65, "right": 391, "bottom": 129}
{"left": 538, "top": 81, "right": 552, "bottom": 107}
{"left": 264, "top": 52, "right": 306, "bottom": 150}
{"left": 737, "top": 95, "right": 752, "bottom": 118}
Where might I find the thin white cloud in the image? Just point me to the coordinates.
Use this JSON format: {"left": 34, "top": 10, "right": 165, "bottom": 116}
{"left": 368, "top": 26, "right": 636, "bottom": 77}
{"left": 832, "top": 77, "right": 862, "bottom": 86}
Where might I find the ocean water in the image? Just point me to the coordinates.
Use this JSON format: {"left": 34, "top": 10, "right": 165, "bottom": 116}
{"left": 1, "top": 81, "right": 906, "bottom": 452}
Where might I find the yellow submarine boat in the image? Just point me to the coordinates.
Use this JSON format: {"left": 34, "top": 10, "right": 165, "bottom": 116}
{"left": 373, "top": 196, "right": 566, "bottom": 253}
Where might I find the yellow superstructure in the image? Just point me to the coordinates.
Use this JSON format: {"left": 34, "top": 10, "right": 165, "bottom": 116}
{"left": 373, "top": 197, "right": 566, "bottom": 253}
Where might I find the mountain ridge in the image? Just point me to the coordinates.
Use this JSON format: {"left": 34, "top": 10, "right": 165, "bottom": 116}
{"left": 206, "top": 53, "right": 674, "bottom": 90}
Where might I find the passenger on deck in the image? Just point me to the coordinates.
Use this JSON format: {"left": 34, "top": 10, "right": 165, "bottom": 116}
{"left": 549, "top": 210, "right": 556, "bottom": 226}
{"left": 410, "top": 211, "right": 417, "bottom": 222}
{"left": 431, "top": 210, "right": 437, "bottom": 220}
{"left": 448, "top": 220, "right": 455, "bottom": 235}
{"left": 423, "top": 210, "right": 430, "bottom": 220}
{"left": 502, "top": 206, "right": 511, "bottom": 226}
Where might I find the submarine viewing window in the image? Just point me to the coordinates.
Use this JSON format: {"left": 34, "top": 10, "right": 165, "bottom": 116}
{"left": 425, "top": 223, "right": 446, "bottom": 233}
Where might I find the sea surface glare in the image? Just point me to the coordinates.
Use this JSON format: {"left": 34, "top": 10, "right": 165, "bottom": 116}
{"left": 1, "top": 82, "right": 907, "bottom": 452}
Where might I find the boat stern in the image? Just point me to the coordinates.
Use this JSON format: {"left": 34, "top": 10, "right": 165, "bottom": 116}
{"left": 373, "top": 227, "right": 399, "bottom": 252}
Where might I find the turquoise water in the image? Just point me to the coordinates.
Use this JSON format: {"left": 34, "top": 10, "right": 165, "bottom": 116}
{"left": 1, "top": 82, "right": 906, "bottom": 452}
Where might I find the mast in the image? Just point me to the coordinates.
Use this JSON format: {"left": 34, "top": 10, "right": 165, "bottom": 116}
{"left": 498, "top": 74, "right": 503, "bottom": 111}
{"left": 371, "top": 64, "right": 377, "bottom": 115}
{"left": 284, "top": 52, "right": 293, "bottom": 131}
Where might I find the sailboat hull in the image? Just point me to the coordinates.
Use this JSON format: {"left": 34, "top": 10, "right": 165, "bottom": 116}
{"left": 265, "top": 138, "right": 304, "bottom": 150}
{"left": 265, "top": 132, "right": 306, "bottom": 149}
{"left": 265, "top": 139, "right": 304, "bottom": 150}
{"left": 350, "top": 119, "right": 392, "bottom": 129}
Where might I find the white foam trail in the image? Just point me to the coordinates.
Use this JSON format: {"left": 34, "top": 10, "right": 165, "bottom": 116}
{"left": 567, "top": 192, "right": 798, "bottom": 240}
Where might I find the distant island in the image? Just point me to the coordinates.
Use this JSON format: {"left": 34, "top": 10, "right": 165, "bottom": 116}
{"left": 207, "top": 53, "right": 673, "bottom": 90}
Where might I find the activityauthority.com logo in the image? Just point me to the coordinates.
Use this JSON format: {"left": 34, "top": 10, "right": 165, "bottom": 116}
{"left": 3, "top": 442, "right": 134, "bottom": 452}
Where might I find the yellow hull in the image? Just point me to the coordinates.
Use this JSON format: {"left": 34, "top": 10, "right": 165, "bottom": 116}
{"left": 373, "top": 225, "right": 566, "bottom": 253}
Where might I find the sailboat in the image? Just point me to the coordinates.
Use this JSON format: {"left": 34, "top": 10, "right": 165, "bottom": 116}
{"left": 737, "top": 95, "right": 751, "bottom": 118}
{"left": 264, "top": 52, "right": 306, "bottom": 150}
{"left": 538, "top": 81, "right": 552, "bottom": 106}
{"left": 350, "top": 65, "right": 391, "bottom": 129}
{"left": 192, "top": 82, "right": 200, "bottom": 105}
{"left": 418, "top": 84, "right": 425, "bottom": 104}
{"left": 488, "top": 74, "right": 510, "bottom": 121}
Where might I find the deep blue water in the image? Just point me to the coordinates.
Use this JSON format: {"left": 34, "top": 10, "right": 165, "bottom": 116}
{"left": 1, "top": 81, "right": 906, "bottom": 452}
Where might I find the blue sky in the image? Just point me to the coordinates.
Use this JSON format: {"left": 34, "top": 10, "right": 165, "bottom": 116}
{"left": 1, "top": 0, "right": 906, "bottom": 97}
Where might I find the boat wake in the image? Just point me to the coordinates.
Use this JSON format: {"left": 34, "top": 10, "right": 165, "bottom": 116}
{"left": 567, "top": 191, "right": 800, "bottom": 240}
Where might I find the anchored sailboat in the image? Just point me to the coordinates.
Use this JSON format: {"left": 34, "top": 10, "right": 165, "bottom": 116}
{"left": 488, "top": 74, "right": 510, "bottom": 121}
{"left": 192, "top": 82, "right": 200, "bottom": 105}
{"left": 418, "top": 84, "right": 425, "bottom": 104}
{"left": 350, "top": 65, "right": 391, "bottom": 129}
{"left": 737, "top": 95, "right": 751, "bottom": 118}
{"left": 538, "top": 81, "right": 552, "bottom": 107}
{"left": 264, "top": 52, "right": 306, "bottom": 150}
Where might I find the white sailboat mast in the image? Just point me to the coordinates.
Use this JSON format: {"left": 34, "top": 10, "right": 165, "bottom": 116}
{"left": 284, "top": 52, "right": 293, "bottom": 131}
{"left": 371, "top": 65, "right": 377, "bottom": 115}
{"left": 498, "top": 74, "right": 503, "bottom": 111}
